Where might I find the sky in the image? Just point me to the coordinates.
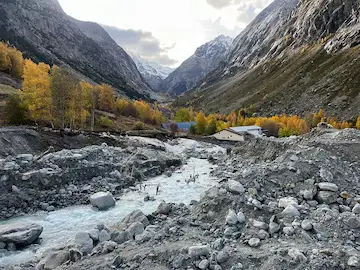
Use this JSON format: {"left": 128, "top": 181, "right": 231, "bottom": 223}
{"left": 58, "top": 0, "right": 273, "bottom": 67}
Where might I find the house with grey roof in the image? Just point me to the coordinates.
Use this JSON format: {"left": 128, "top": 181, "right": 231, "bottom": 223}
{"left": 211, "top": 126, "right": 263, "bottom": 142}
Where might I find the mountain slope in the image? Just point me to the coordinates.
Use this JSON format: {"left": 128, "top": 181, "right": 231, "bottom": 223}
{"left": 179, "top": 0, "right": 360, "bottom": 119}
{"left": 0, "top": 0, "right": 152, "bottom": 99}
{"left": 162, "top": 35, "right": 233, "bottom": 96}
{"left": 128, "top": 53, "right": 174, "bottom": 92}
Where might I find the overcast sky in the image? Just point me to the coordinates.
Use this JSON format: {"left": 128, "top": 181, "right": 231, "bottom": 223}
{"left": 58, "top": 0, "right": 272, "bottom": 67}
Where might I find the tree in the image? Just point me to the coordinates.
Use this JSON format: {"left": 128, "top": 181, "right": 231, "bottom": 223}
{"left": 195, "top": 111, "right": 207, "bottom": 135}
{"left": 226, "top": 111, "right": 237, "bottom": 127}
{"left": 356, "top": 116, "right": 360, "bottom": 130}
{"left": 97, "top": 84, "right": 116, "bottom": 112}
{"left": 0, "top": 42, "right": 24, "bottom": 78}
{"left": 3, "top": 94, "right": 28, "bottom": 125}
{"left": 21, "top": 60, "right": 52, "bottom": 125}
{"left": 73, "top": 81, "right": 94, "bottom": 129}
{"left": 175, "top": 108, "right": 193, "bottom": 122}
{"left": 50, "top": 66, "right": 79, "bottom": 128}
{"left": 206, "top": 114, "right": 217, "bottom": 135}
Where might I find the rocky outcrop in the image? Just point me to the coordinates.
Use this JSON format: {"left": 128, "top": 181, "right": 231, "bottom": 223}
{"left": 89, "top": 192, "right": 116, "bottom": 210}
{"left": 0, "top": 223, "right": 43, "bottom": 247}
{"left": 162, "top": 35, "right": 232, "bottom": 96}
{"left": 0, "top": 0, "right": 152, "bottom": 99}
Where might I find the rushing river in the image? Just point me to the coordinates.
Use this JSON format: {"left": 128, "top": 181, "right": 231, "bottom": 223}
{"left": 0, "top": 138, "right": 224, "bottom": 267}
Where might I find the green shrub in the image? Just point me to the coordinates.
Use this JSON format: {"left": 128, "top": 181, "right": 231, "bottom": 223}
{"left": 4, "top": 94, "right": 28, "bottom": 125}
{"left": 133, "top": 121, "right": 145, "bottom": 130}
{"left": 96, "top": 116, "right": 113, "bottom": 128}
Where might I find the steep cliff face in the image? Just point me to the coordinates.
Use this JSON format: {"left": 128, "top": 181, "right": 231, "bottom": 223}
{"left": 0, "top": 0, "right": 152, "bottom": 99}
{"left": 179, "top": 0, "right": 360, "bottom": 119}
{"left": 162, "top": 35, "right": 232, "bottom": 96}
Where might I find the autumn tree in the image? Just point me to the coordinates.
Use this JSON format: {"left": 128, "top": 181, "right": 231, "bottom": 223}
{"left": 175, "top": 108, "right": 193, "bottom": 122}
{"left": 97, "top": 84, "right": 116, "bottom": 112}
{"left": 206, "top": 114, "right": 217, "bottom": 135}
{"left": 4, "top": 94, "right": 28, "bottom": 125}
{"left": 0, "top": 42, "right": 24, "bottom": 78}
{"left": 226, "top": 111, "right": 237, "bottom": 127}
{"left": 356, "top": 116, "right": 360, "bottom": 130}
{"left": 50, "top": 66, "right": 79, "bottom": 128}
{"left": 21, "top": 60, "right": 52, "bottom": 125}
{"left": 195, "top": 111, "right": 207, "bottom": 135}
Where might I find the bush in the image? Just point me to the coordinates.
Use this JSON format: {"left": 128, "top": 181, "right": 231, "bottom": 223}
{"left": 96, "top": 116, "right": 113, "bottom": 128}
{"left": 133, "top": 121, "right": 145, "bottom": 130}
{"left": 3, "top": 94, "right": 28, "bottom": 125}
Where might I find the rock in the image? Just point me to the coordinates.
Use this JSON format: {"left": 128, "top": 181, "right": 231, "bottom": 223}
{"left": 269, "top": 220, "right": 281, "bottom": 234}
{"left": 317, "top": 191, "right": 338, "bottom": 204}
{"left": 257, "top": 230, "right": 269, "bottom": 240}
{"left": 352, "top": 204, "right": 360, "bottom": 214}
{"left": 199, "top": 259, "right": 210, "bottom": 269}
{"left": 121, "top": 210, "right": 149, "bottom": 227}
{"left": 224, "top": 226, "right": 237, "bottom": 236}
{"left": 35, "top": 262, "right": 45, "bottom": 270}
{"left": 88, "top": 229, "right": 100, "bottom": 242}
{"left": 46, "top": 206, "right": 55, "bottom": 212}
{"left": 283, "top": 226, "right": 295, "bottom": 236}
{"left": 111, "top": 230, "right": 131, "bottom": 244}
{"left": 278, "top": 197, "right": 298, "bottom": 208}
{"left": 102, "top": 240, "right": 118, "bottom": 254}
{"left": 44, "top": 251, "right": 70, "bottom": 270}
{"left": 11, "top": 185, "right": 20, "bottom": 194}
{"left": 226, "top": 209, "right": 238, "bottom": 225}
{"left": 0, "top": 223, "right": 43, "bottom": 246}
{"left": 231, "top": 263, "right": 243, "bottom": 270}
{"left": 172, "top": 254, "right": 186, "bottom": 269}
{"left": 248, "top": 238, "right": 261, "bottom": 247}
{"left": 301, "top": 220, "right": 313, "bottom": 231}
{"left": 318, "top": 182, "right": 338, "bottom": 192}
{"left": 345, "top": 217, "right": 360, "bottom": 229}
{"left": 113, "top": 256, "right": 123, "bottom": 267}
{"left": 282, "top": 205, "right": 300, "bottom": 217}
{"left": 217, "top": 251, "right": 229, "bottom": 263}
{"left": 135, "top": 231, "right": 152, "bottom": 243}
{"left": 348, "top": 256, "right": 360, "bottom": 267}
{"left": 301, "top": 189, "right": 315, "bottom": 200}
{"left": 75, "top": 232, "right": 93, "bottom": 254}
{"left": 126, "top": 222, "right": 144, "bottom": 239}
{"left": 227, "top": 180, "right": 245, "bottom": 194}
{"left": 252, "top": 220, "right": 268, "bottom": 230}
{"left": 237, "top": 212, "right": 246, "bottom": 223}
{"left": 69, "top": 248, "right": 82, "bottom": 262}
{"left": 99, "top": 230, "right": 111, "bottom": 242}
{"left": 288, "top": 248, "right": 307, "bottom": 263}
{"left": 188, "top": 245, "right": 210, "bottom": 257}
{"left": 89, "top": 192, "right": 116, "bottom": 210}
{"left": 7, "top": 242, "right": 16, "bottom": 251}
{"left": 213, "top": 238, "right": 224, "bottom": 251}
{"left": 157, "top": 201, "right": 171, "bottom": 215}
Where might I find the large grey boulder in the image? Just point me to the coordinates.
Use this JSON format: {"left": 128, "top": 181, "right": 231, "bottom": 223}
{"left": 316, "top": 191, "right": 338, "bottom": 204}
{"left": 318, "top": 182, "right": 339, "bottom": 192}
{"left": 227, "top": 180, "right": 245, "bottom": 194}
{"left": 44, "top": 251, "right": 70, "bottom": 270}
{"left": 74, "top": 232, "right": 93, "bottom": 254}
{"left": 157, "top": 201, "right": 172, "bottom": 215}
{"left": 0, "top": 223, "right": 43, "bottom": 246}
{"left": 188, "top": 245, "right": 210, "bottom": 257}
{"left": 126, "top": 222, "right": 144, "bottom": 239}
{"left": 120, "top": 210, "right": 149, "bottom": 227}
{"left": 89, "top": 192, "right": 116, "bottom": 210}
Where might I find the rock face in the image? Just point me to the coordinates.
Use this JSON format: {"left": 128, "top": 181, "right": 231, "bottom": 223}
{"left": 162, "top": 35, "right": 232, "bottom": 95}
{"left": 0, "top": 223, "right": 43, "bottom": 246}
{"left": 0, "top": 0, "right": 152, "bottom": 99}
{"left": 89, "top": 192, "right": 116, "bottom": 211}
{"left": 179, "top": 0, "right": 360, "bottom": 118}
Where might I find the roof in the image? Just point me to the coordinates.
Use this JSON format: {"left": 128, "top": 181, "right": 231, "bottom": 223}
{"left": 162, "top": 122, "right": 196, "bottom": 131}
{"left": 230, "top": 126, "right": 262, "bottom": 133}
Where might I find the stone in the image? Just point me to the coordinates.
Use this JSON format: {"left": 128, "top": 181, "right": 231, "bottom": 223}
{"left": 126, "top": 222, "right": 144, "bottom": 239}
{"left": 283, "top": 226, "right": 295, "bottom": 236}
{"left": 227, "top": 180, "right": 245, "bottom": 194}
{"left": 0, "top": 223, "right": 43, "bottom": 246}
{"left": 301, "top": 220, "right": 313, "bottom": 231}
{"left": 288, "top": 248, "right": 307, "bottom": 263}
{"left": 226, "top": 209, "right": 238, "bottom": 225}
{"left": 121, "top": 210, "right": 149, "bottom": 227}
{"left": 282, "top": 205, "right": 300, "bottom": 217}
{"left": 7, "top": 242, "right": 16, "bottom": 251}
{"left": 345, "top": 217, "right": 360, "bottom": 229}
{"left": 35, "top": 262, "right": 45, "bottom": 270}
{"left": 217, "top": 251, "right": 229, "bottom": 263}
{"left": 75, "top": 232, "right": 93, "bottom": 254}
{"left": 317, "top": 191, "right": 338, "bottom": 204}
{"left": 237, "top": 212, "right": 246, "bottom": 223}
{"left": 213, "top": 238, "right": 224, "bottom": 251}
{"left": 11, "top": 185, "right": 21, "bottom": 194}
{"left": 69, "top": 249, "right": 82, "bottom": 262}
{"left": 88, "top": 229, "right": 100, "bottom": 242}
{"left": 248, "top": 238, "right": 261, "bottom": 247}
{"left": 348, "top": 256, "right": 360, "bottom": 267}
{"left": 318, "top": 182, "right": 338, "bottom": 192}
{"left": 172, "top": 254, "right": 186, "bottom": 269}
{"left": 252, "top": 220, "right": 268, "bottom": 230}
{"left": 111, "top": 230, "right": 131, "bottom": 244}
{"left": 301, "top": 189, "right": 315, "bottom": 200}
{"left": 188, "top": 245, "right": 210, "bottom": 257}
{"left": 157, "top": 201, "right": 171, "bottom": 215}
{"left": 44, "top": 251, "right": 70, "bottom": 270}
{"left": 278, "top": 197, "right": 298, "bottom": 208}
{"left": 99, "top": 230, "right": 111, "bottom": 242}
{"left": 269, "top": 221, "right": 281, "bottom": 234}
{"left": 231, "top": 263, "right": 243, "bottom": 270}
{"left": 199, "top": 259, "right": 210, "bottom": 269}
{"left": 102, "top": 240, "right": 118, "bottom": 254}
{"left": 257, "top": 230, "right": 269, "bottom": 240}
{"left": 352, "top": 204, "right": 360, "bottom": 214}
{"left": 89, "top": 192, "right": 116, "bottom": 210}
{"left": 135, "top": 231, "right": 152, "bottom": 243}
{"left": 46, "top": 206, "right": 55, "bottom": 212}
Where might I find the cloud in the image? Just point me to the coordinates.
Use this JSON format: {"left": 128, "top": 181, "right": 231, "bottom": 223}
{"left": 206, "top": 0, "right": 234, "bottom": 9}
{"left": 102, "top": 26, "right": 178, "bottom": 66}
{"left": 199, "top": 17, "right": 243, "bottom": 40}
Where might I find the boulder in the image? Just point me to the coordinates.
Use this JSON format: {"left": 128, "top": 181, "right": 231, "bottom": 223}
{"left": 126, "top": 222, "right": 144, "bottom": 239}
{"left": 316, "top": 191, "right": 338, "bottom": 204}
{"left": 278, "top": 197, "right": 298, "bottom": 208}
{"left": 99, "top": 230, "right": 111, "bottom": 242}
{"left": 199, "top": 259, "right": 210, "bottom": 269}
{"left": 318, "top": 182, "right": 339, "bottom": 192}
{"left": 121, "top": 210, "right": 149, "bottom": 227}
{"left": 248, "top": 238, "right": 261, "bottom": 247}
{"left": 348, "top": 256, "right": 360, "bottom": 267}
{"left": 226, "top": 210, "right": 238, "bottom": 225}
{"left": 111, "top": 230, "right": 131, "bottom": 244}
{"left": 288, "top": 248, "right": 307, "bottom": 263}
{"left": 188, "top": 245, "right": 210, "bottom": 257}
{"left": 352, "top": 204, "right": 360, "bottom": 214}
{"left": 237, "top": 212, "right": 246, "bottom": 223}
{"left": 157, "top": 201, "right": 171, "bottom": 215}
{"left": 282, "top": 205, "right": 300, "bottom": 217}
{"left": 44, "top": 251, "right": 70, "bottom": 270}
{"left": 74, "top": 232, "right": 93, "bottom": 254}
{"left": 301, "top": 220, "right": 313, "bottom": 231}
{"left": 89, "top": 192, "right": 116, "bottom": 210}
{"left": 252, "top": 220, "right": 268, "bottom": 230}
{"left": 227, "top": 180, "right": 245, "bottom": 194}
{"left": 0, "top": 223, "right": 43, "bottom": 246}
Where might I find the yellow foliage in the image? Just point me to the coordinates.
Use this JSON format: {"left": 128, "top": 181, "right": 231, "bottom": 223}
{"left": 0, "top": 42, "right": 24, "bottom": 78}
{"left": 195, "top": 111, "right": 207, "bottom": 134}
{"left": 96, "top": 84, "right": 116, "bottom": 112}
{"left": 356, "top": 116, "right": 360, "bottom": 130}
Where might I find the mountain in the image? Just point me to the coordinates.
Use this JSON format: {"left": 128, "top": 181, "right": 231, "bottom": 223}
{"left": 178, "top": 0, "right": 360, "bottom": 119}
{"left": 128, "top": 53, "right": 174, "bottom": 92}
{"left": 161, "top": 35, "right": 233, "bottom": 96}
{"left": 0, "top": 0, "right": 152, "bottom": 100}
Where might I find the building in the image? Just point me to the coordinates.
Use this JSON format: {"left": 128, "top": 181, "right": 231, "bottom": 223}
{"left": 162, "top": 122, "right": 196, "bottom": 133}
{"left": 211, "top": 126, "right": 263, "bottom": 142}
